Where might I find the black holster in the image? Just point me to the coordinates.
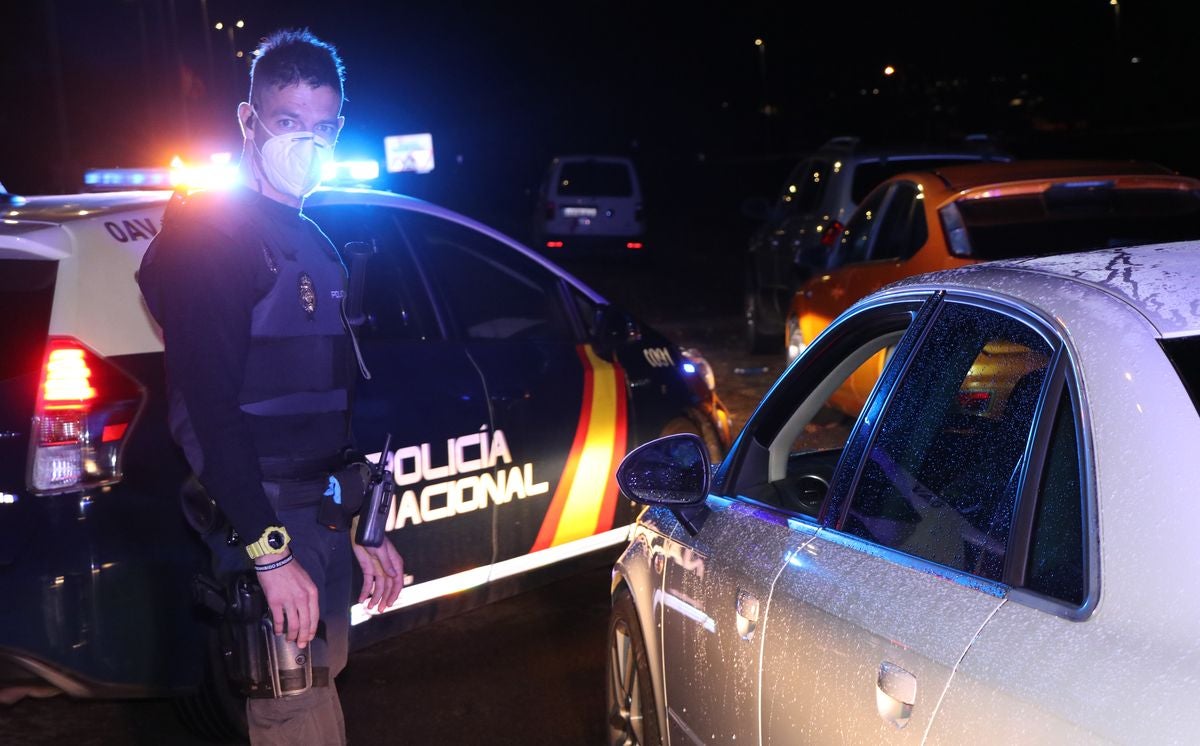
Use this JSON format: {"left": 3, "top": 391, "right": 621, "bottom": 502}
{"left": 192, "top": 574, "right": 326, "bottom": 698}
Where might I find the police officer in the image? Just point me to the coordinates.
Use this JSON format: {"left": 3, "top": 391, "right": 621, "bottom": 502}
{"left": 138, "top": 29, "right": 403, "bottom": 745}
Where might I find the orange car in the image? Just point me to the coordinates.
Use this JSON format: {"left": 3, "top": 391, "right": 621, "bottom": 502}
{"left": 786, "top": 160, "right": 1200, "bottom": 414}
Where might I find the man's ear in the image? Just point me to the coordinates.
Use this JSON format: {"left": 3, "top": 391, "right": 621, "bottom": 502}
{"left": 237, "top": 102, "right": 255, "bottom": 138}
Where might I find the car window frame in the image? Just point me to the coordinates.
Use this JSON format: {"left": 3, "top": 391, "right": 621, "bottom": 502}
{"left": 830, "top": 184, "right": 893, "bottom": 269}
{"left": 822, "top": 291, "right": 1098, "bottom": 619}
{"left": 306, "top": 202, "right": 445, "bottom": 341}
{"left": 396, "top": 210, "right": 580, "bottom": 344}
{"left": 716, "top": 291, "right": 942, "bottom": 525}
{"left": 1004, "top": 361, "right": 1099, "bottom": 620}
{"left": 869, "top": 180, "right": 928, "bottom": 263}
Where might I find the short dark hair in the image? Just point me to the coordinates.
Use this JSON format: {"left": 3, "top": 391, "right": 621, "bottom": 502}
{"left": 249, "top": 28, "right": 345, "bottom": 105}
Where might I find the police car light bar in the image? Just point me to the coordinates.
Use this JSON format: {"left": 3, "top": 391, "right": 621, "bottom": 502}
{"left": 84, "top": 157, "right": 379, "bottom": 191}
{"left": 84, "top": 168, "right": 174, "bottom": 190}
{"left": 322, "top": 159, "right": 380, "bottom": 184}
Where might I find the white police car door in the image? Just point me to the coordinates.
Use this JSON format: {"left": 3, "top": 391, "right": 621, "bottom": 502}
{"left": 306, "top": 204, "right": 495, "bottom": 585}
{"left": 399, "top": 212, "right": 619, "bottom": 568}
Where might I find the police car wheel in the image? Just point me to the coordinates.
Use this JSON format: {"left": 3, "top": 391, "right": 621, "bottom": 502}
{"left": 607, "top": 590, "right": 661, "bottom": 746}
{"left": 172, "top": 627, "right": 248, "bottom": 742}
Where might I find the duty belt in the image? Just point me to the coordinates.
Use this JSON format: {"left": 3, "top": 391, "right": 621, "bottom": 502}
{"left": 258, "top": 454, "right": 342, "bottom": 481}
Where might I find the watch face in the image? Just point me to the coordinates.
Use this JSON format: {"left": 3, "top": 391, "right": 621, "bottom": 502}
{"left": 267, "top": 530, "right": 285, "bottom": 550}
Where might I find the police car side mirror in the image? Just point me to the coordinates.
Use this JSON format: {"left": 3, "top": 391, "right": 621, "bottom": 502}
{"left": 592, "top": 305, "right": 641, "bottom": 357}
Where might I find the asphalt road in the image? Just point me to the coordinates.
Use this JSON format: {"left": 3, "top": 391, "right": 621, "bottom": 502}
{"left": 1, "top": 242, "right": 782, "bottom": 744}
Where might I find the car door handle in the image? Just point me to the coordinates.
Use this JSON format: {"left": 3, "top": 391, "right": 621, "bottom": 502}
{"left": 735, "top": 589, "right": 760, "bottom": 641}
{"left": 876, "top": 661, "right": 917, "bottom": 728}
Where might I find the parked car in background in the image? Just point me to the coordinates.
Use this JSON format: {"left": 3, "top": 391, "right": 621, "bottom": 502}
{"left": 0, "top": 169, "right": 729, "bottom": 738}
{"left": 742, "top": 135, "right": 1009, "bottom": 352}
{"left": 610, "top": 243, "right": 1200, "bottom": 744}
{"left": 786, "top": 160, "right": 1200, "bottom": 414}
{"left": 532, "top": 155, "right": 646, "bottom": 253}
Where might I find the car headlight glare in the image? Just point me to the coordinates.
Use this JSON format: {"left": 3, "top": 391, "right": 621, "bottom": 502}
{"left": 680, "top": 348, "right": 716, "bottom": 392}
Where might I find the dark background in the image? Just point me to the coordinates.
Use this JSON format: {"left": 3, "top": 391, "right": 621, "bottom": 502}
{"left": 3, "top": 1, "right": 1200, "bottom": 243}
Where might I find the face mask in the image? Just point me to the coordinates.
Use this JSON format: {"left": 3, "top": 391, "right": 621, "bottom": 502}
{"left": 250, "top": 110, "right": 335, "bottom": 199}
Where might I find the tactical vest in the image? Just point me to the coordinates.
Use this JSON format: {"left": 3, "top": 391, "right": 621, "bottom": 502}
{"left": 238, "top": 208, "right": 351, "bottom": 479}
{"left": 160, "top": 189, "right": 353, "bottom": 482}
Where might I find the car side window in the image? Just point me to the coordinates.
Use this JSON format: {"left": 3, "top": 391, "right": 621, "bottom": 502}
{"left": 730, "top": 303, "right": 921, "bottom": 518}
{"left": 776, "top": 158, "right": 814, "bottom": 214}
{"left": 1025, "top": 394, "right": 1085, "bottom": 604}
{"left": 835, "top": 187, "right": 887, "bottom": 266}
{"left": 871, "top": 182, "right": 928, "bottom": 261}
{"left": 842, "top": 302, "right": 1052, "bottom": 581}
{"left": 793, "top": 159, "right": 830, "bottom": 214}
{"left": 305, "top": 204, "right": 435, "bottom": 341}
{"left": 401, "top": 212, "right": 573, "bottom": 341}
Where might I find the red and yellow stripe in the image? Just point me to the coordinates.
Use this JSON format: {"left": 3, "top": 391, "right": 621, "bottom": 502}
{"left": 531, "top": 345, "right": 628, "bottom": 551}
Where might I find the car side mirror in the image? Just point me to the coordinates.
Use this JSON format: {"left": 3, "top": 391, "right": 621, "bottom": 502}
{"left": 741, "top": 196, "right": 770, "bottom": 222}
{"left": 592, "top": 305, "right": 641, "bottom": 358}
{"left": 616, "top": 433, "right": 711, "bottom": 507}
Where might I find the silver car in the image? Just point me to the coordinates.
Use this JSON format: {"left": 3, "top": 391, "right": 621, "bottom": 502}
{"left": 609, "top": 243, "right": 1200, "bottom": 744}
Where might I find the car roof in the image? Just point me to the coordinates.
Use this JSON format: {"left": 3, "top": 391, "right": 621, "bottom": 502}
{"left": 813, "top": 136, "right": 1005, "bottom": 162}
{"left": 926, "top": 159, "right": 1179, "bottom": 192}
{"left": 3, "top": 190, "right": 170, "bottom": 223}
{"left": 1, "top": 187, "right": 608, "bottom": 306}
{"left": 895, "top": 242, "right": 1200, "bottom": 337}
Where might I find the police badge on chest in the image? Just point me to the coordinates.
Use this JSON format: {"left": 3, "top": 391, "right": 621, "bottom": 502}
{"left": 298, "top": 272, "right": 317, "bottom": 319}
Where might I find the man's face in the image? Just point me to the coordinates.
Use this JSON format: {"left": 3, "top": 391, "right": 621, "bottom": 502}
{"left": 239, "top": 82, "right": 344, "bottom": 204}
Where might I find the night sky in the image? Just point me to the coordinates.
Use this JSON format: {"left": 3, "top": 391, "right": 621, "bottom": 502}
{"left": 3, "top": 0, "right": 1199, "bottom": 236}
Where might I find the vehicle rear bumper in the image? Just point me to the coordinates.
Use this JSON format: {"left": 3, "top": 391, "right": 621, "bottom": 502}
{"left": 0, "top": 486, "right": 208, "bottom": 698}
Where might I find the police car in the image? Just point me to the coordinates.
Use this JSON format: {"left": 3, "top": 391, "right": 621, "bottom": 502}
{"left": 0, "top": 171, "right": 730, "bottom": 731}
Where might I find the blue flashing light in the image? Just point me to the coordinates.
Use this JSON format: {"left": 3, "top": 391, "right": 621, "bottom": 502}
{"left": 682, "top": 362, "right": 698, "bottom": 374}
{"left": 322, "top": 159, "right": 381, "bottom": 184}
{"left": 83, "top": 168, "right": 173, "bottom": 190}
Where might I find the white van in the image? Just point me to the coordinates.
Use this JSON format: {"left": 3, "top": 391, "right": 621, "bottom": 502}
{"left": 533, "top": 155, "right": 645, "bottom": 252}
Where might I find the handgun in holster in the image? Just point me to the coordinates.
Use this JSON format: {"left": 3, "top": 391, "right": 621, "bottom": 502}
{"left": 192, "top": 573, "right": 324, "bottom": 698}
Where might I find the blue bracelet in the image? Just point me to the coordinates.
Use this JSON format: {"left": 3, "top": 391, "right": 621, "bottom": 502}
{"left": 254, "top": 553, "right": 294, "bottom": 572}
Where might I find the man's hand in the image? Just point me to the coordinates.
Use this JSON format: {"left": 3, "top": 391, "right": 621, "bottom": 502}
{"left": 256, "top": 551, "right": 320, "bottom": 648}
{"left": 352, "top": 536, "right": 404, "bottom": 611}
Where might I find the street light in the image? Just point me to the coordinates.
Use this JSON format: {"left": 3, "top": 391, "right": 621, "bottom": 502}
{"left": 754, "top": 38, "right": 770, "bottom": 150}
{"left": 883, "top": 65, "right": 896, "bottom": 77}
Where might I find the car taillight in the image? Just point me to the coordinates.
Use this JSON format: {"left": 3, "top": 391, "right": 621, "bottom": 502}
{"left": 29, "top": 337, "right": 145, "bottom": 494}
{"left": 546, "top": 240, "right": 564, "bottom": 248}
{"left": 545, "top": 202, "right": 556, "bottom": 220}
{"left": 625, "top": 242, "right": 644, "bottom": 250}
{"left": 820, "top": 221, "right": 845, "bottom": 248}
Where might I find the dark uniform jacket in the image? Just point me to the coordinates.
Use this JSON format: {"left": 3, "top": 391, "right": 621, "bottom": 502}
{"left": 138, "top": 186, "right": 352, "bottom": 543}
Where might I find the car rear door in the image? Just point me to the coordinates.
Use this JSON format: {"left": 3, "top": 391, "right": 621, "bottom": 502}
{"left": 761, "top": 298, "right": 1057, "bottom": 742}
{"left": 306, "top": 203, "right": 496, "bottom": 590}
{"left": 398, "top": 211, "right": 627, "bottom": 569}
